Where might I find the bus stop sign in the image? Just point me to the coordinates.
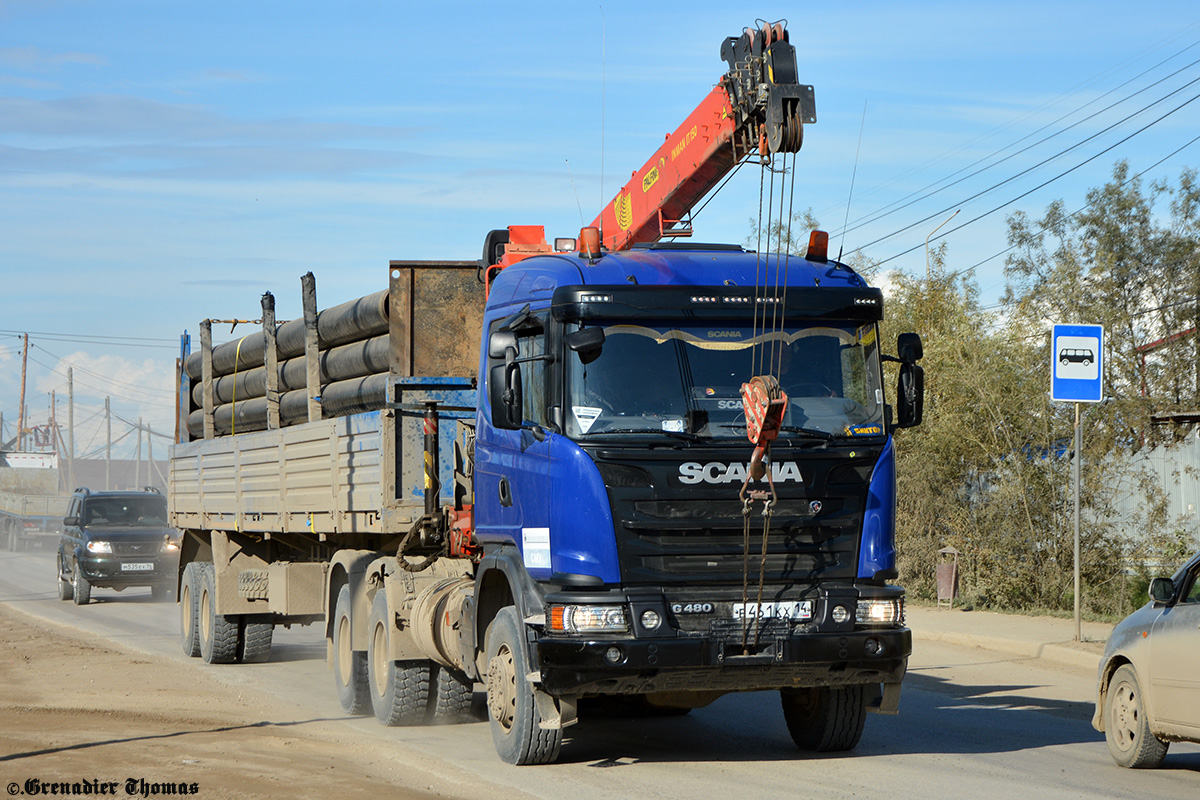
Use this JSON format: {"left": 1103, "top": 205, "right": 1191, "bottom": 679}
{"left": 1051, "top": 323, "right": 1104, "bottom": 403}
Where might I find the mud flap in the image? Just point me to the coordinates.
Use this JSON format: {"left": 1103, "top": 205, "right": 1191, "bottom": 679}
{"left": 529, "top": 672, "right": 578, "bottom": 730}
{"left": 866, "top": 681, "right": 902, "bottom": 715}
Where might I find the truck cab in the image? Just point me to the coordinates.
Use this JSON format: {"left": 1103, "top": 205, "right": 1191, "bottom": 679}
{"left": 469, "top": 241, "right": 921, "bottom": 758}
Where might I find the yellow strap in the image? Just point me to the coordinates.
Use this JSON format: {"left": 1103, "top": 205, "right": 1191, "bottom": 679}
{"left": 231, "top": 336, "right": 246, "bottom": 436}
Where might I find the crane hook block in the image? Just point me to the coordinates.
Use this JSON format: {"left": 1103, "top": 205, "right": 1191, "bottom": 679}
{"left": 740, "top": 375, "right": 788, "bottom": 480}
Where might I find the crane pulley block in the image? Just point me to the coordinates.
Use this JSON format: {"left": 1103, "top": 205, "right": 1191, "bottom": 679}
{"left": 740, "top": 375, "right": 788, "bottom": 482}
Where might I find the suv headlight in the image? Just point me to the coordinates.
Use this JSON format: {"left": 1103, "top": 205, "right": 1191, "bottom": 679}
{"left": 856, "top": 597, "right": 903, "bottom": 626}
{"left": 85, "top": 540, "right": 112, "bottom": 554}
{"left": 546, "top": 604, "right": 628, "bottom": 635}
{"left": 162, "top": 537, "right": 180, "bottom": 552}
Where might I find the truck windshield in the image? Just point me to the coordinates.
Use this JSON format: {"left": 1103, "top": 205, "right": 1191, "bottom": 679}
{"left": 565, "top": 321, "right": 885, "bottom": 440}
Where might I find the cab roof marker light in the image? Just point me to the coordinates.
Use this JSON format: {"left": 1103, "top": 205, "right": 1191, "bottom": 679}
{"left": 580, "top": 294, "right": 612, "bottom": 303}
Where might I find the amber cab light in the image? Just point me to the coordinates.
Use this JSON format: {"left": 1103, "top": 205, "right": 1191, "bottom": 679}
{"left": 806, "top": 230, "right": 829, "bottom": 262}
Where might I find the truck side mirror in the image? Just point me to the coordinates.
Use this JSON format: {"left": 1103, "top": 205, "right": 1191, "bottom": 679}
{"left": 565, "top": 327, "right": 605, "bottom": 365}
{"left": 897, "top": 332, "right": 923, "bottom": 365}
{"left": 1149, "top": 576, "right": 1175, "bottom": 604}
{"left": 895, "top": 362, "right": 924, "bottom": 429}
{"left": 488, "top": 347, "right": 523, "bottom": 430}
{"left": 488, "top": 330, "right": 517, "bottom": 359}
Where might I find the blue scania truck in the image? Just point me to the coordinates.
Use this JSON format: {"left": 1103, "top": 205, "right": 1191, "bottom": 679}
{"left": 168, "top": 20, "right": 925, "bottom": 765}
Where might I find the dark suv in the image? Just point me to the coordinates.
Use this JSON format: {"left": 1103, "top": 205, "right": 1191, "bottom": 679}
{"left": 57, "top": 488, "right": 180, "bottom": 605}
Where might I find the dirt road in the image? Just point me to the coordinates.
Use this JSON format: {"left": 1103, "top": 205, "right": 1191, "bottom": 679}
{"left": 0, "top": 605, "right": 456, "bottom": 800}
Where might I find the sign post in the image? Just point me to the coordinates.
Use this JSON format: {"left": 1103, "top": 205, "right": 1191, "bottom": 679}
{"left": 1050, "top": 324, "right": 1104, "bottom": 642}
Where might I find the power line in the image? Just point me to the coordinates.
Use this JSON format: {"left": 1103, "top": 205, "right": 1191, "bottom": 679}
{"left": 871, "top": 89, "right": 1200, "bottom": 268}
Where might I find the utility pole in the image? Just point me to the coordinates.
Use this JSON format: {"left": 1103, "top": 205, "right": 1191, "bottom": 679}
{"left": 105, "top": 397, "right": 111, "bottom": 490}
{"left": 18, "top": 333, "right": 28, "bottom": 451}
{"left": 135, "top": 417, "right": 143, "bottom": 488}
{"left": 68, "top": 367, "right": 75, "bottom": 492}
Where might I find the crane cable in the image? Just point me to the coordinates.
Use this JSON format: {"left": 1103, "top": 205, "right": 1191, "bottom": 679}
{"left": 741, "top": 143, "right": 797, "bottom": 653}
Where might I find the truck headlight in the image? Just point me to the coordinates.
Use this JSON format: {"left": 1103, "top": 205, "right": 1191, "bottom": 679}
{"left": 86, "top": 540, "right": 112, "bottom": 554}
{"left": 856, "top": 598, "right": 903, "bottom": 626}
{"left": 547, "top": 604, "right": 628, "bottom": 635}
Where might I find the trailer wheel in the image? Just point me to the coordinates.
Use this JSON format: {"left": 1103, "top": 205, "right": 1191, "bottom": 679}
{"left": 780, "top": 685, "right": 867, "bottom": 752}
{"left": 198, "top": 563, "right": 238, "bottom": 664}
{"left": 366, "top": 590, "right": 430, "bottom": 726}
{"left": 180, "top": 563, "right": 200, "bottom": 657}
{"left": 430, "top": 665, "right": 475, "bottom": 724}
{"left": 485, "top": 606, "right": 562, "bottom": 765}
{"left": 333, "top": 584, "right": 370, "bottom": 715}
{"left": 238, "top": 616, "right": 274, "bottom": 663}
{"left": 56, "top": 553, "right": 74, "bottom": 601}
{"left": 71, "top": 560, "right": 91, "bottom": 605}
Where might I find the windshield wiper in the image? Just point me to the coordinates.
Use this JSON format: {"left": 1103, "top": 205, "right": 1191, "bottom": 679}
{"left": 592, "top": 427, "right": 703, "bottom": 444}
{"left": 777, "top": 426, "right": 835, "bottom": 440}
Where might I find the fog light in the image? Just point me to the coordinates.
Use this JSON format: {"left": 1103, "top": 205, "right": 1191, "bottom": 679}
{"left": 831, "top": 605, "right": 850, "bottom": 623}
{"left": 640, "top": 610, "right": 661, "bottom": 630}
{"left": 604, "top": 646, "right": 624, "bottom": 664}
{"left": 864, "top": 637, "right": 882, "bottom": 656}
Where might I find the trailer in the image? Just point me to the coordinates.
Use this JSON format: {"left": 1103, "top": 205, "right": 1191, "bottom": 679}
{"left": 0, "top": 452, "right": 70, "bottom": 551}
{"left": 169, "top": 19, "right": 926, "bottom": 765}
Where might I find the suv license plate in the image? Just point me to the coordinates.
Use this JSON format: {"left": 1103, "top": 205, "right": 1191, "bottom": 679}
{"left": 732, "top": 600, "right": 813, "bottom": 621}
{"left": 121, "top": 562, "right": 154, "bottom": 572}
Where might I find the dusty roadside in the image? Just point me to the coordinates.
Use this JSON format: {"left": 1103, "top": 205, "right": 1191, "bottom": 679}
{"left": 0, "top": 605, "right": 453, "bottom": 800}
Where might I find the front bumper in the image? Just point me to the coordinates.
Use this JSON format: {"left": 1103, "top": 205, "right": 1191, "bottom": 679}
{"left": 78, "top": 554, "right": 178, "bottom": 588}
{"left": 537, "top": 626, "right": 910, "bottom": 696}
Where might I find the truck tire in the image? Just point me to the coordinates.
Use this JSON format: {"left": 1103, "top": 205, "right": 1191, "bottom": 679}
{"left": 71, "top": 560, "right": 91, "bottom": 605}
{"left": 333, "top": 584, "right": 370, "bottom": 715}
{"left": 780, "top": 685, "right": 867, "bottom": 752}
{"left": 180, "top": 563, "right": 200, "bottom": 657}
{"left": 485, "top": 606, "right": 562, "bottom": 765}
{"left": 430, "top": 665, "right": 475, "bottom": 724}
{"left": 366, "top": 590, "right": 430, "bottom": 726}
{"left": 57, "top": 553, "right": 74, "bottom": 601}
{"left": 1105, "top": 664, "right": 1169, "bottom": 768}
{"left": 238, "top": 616, "right": 274, "bottom": 664}
{"left": 198, "top": 563, "right": 239, "bottom": 664}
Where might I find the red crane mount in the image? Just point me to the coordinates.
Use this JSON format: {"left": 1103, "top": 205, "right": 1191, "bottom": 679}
{"left": 480, "top": 19, "right": 816, "bottom": 285}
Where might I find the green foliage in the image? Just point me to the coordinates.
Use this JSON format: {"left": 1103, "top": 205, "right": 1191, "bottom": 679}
{"left": 859, "top": 162, "right": 1200, "bottom": 615}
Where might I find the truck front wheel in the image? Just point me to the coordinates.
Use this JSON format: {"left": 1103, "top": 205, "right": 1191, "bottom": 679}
{"left": 334, "top": 584, "right": 370, "bottom": 715}
{"left": 485, "top": 607, "right": 562, "bottom": 765}
{"left": 780, "top": 685, "right": 867, "bottom": 752}
{"left": 366, "top": 590, "right": 430, "bottom": 726}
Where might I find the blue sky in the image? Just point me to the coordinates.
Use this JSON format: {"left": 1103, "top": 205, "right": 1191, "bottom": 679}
{"left": 2, "top": 1, "right": 1199, "bottom": 459}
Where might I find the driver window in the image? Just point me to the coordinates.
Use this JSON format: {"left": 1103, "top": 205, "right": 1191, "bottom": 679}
{"left": 1183, "top": 570, "right": 1200, "bottom": 604}
{"left": 517, "top": 329, "right": 548, "bottom": 427}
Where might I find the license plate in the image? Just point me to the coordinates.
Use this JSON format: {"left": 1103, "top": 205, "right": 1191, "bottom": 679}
{"left": 121, "top": 562, "right": 154, "bottom": 572}
{"left": 732, "top": 600, "right": 813, "bottom": 621}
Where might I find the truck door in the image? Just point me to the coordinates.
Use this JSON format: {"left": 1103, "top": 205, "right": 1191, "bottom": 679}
{"left": 474, "top": 312, "right": 553, "bottom": 577}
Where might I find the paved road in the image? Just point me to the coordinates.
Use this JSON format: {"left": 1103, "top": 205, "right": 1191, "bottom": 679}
{"left": 2, "top": 546, "right": 1197, "bottom": 799}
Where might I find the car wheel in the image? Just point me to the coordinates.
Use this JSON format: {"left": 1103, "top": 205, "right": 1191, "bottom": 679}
{"left": 333, "top": 584, "right": 370, "bottom": 715}
{"left": 485, "top": 606, "right": 562, "bottom": 764}
{"left": 780, "top": 684, "right": 868, "bottom": 752}
{"left": 56, "top": 553, "right": 74, "bottom": 601}
{"left": 197, "top": 563, "right": 238, "bottom": 664}
{"left": 71, "top": 559, "right": 91, "bottom": 605}
{"left": 1105, "top": 664, "right": 1169, "bottom": 768}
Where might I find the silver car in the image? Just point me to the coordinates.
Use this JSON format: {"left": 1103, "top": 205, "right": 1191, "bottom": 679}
{"left": 1093, "top": 550, "right": 1200, "bottom": 767}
